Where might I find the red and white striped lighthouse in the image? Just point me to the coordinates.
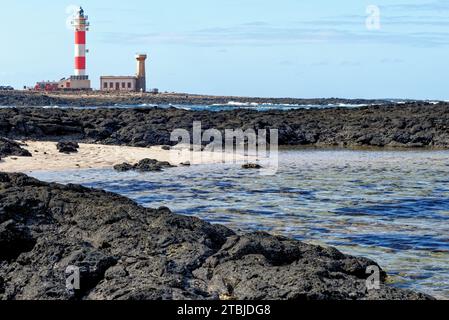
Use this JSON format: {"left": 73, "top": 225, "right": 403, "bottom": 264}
{"left": 72, "top": 7, "right": 89, "bottom": 77}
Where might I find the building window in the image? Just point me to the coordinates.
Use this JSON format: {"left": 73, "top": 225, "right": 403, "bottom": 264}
{"left": 122, "top": 82, "right": 126, "bottom": 88}
{"left": 104, "top": 82, "right": 108, "bottom": 89}
{"left": 127, "top": 82, "right": 131, "bottom": 88}
{"left": 110, "top": 82, "right": 114, "bottom": 89}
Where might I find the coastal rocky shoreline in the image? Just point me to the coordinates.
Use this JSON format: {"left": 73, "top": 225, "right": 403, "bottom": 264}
{"left": 0, "top": 91, "right": 393, "bottom": 107}
{"left": 0, "top": 92, "right": 443, "bottom": 300}
{"left": 1, "top": 101, "right": 449, "bottom": 148}
{"left": 0, "top": 138, "right": 32, "bottom": 159}
{"left": 0, "top": 172, "right": 433, "bottom": 300}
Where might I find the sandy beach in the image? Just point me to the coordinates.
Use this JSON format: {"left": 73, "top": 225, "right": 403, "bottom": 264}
{"left": 0, "top": 141, "right": 247, "bottom": 173}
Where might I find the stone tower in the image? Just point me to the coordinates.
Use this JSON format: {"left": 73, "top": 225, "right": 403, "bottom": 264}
{"left": 136, "top": 54, "right": 147, "bottom": 92}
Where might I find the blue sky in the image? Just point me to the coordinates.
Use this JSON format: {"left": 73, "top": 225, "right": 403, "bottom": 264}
{"left": 1, "top": 0, "right": 449, "bottom": 99}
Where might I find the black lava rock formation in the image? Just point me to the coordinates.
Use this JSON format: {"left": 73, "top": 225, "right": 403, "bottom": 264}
{"left": 113, "top": 158, "right": 175, "bottom": 172}
{"left": 56, "top": 142, "right": 79, "bottom": 154}
{"left": 0, "top": 138, "right": 32, "bottom": 159}
{"left": 0, "top": 173, "right": 433, "bottom": 300}
{"left": 242, "top": 163, "right": 263, "bottom": 169}
{"left": 0, "top": 91, "right": 392, "bottom": 107}
{"left": 0, "top": 102, "right": 448, "bottom": 148}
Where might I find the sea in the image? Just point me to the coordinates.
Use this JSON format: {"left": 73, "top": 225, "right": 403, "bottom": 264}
{"left": 2, "top": 98, "right": 442, "bottom": 111}
{"left": 30, "top": 151, "right": 449, "bottom": 299}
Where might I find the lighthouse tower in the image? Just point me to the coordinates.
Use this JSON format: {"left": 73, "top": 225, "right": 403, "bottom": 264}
{"left": 68, "top": 7, "right": 91, "bottom": 89}
{"left": 73, "top": 7, "right": 89, "bottom": 76}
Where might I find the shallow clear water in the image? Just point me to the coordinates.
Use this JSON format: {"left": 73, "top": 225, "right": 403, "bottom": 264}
{"left": 31, "top": 149, "right": 449, "bottom": 299}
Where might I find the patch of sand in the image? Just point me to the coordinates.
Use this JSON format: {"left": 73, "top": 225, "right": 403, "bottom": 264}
{"left": 0, "top": 141, "right": 249, "bottom": 173}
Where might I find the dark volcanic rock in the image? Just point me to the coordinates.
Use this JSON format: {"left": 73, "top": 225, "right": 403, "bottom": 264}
{"left": 113, "top": 163, "right": 134, "bottom": 172}
{"left": 56, "top": 142, "right": 79, "bottom": 154}
{"left": 0, "top": 138, "right": 32, "bottom": 158}
{"left": 0, "top": 91, "right": 392, "bottom": 108}
{"left": 114, "top": 158, "right": 175, "bottom": 172}
{"left": 134, "top": 158, "right": 175, "bottom": 172}
{"left": 0, "top": 172, "right": 433, "bottom": 300}
{"left": 0, "top": 220, "right": 36, "bottom": 261}
{"left": 0, "top": 102, "right": 448, "bottom": 149}
{"left": 242, "top": 163, "right": 262, "bottom": 169}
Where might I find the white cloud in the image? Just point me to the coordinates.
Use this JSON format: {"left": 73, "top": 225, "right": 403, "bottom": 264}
{"left": 99, "top": 23, "right": 449, "bottom": 48}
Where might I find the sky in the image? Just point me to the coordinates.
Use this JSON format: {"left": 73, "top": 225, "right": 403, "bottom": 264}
{"left": 1, "top": 0, "right": 448, "bottom": 99}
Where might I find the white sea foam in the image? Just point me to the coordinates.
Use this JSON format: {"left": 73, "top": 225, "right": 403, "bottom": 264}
{"left": 336, "top": 103, "right": 369, "bottom": 107}
{"left": 210, "top": 101, "right": 260, "bottom": 107}
{"left": 42, "top": 105, "right": 60, "bottom": 109}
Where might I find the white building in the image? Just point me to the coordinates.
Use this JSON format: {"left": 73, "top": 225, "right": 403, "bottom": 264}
{"left": 100, "top": 76, "right": 137, "bottom": 92}
{"left": 59, "top": 76, "right": 91, "bottom": 90}
{"left": 100, "top": 54, "right": 147, "bottom": 92}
